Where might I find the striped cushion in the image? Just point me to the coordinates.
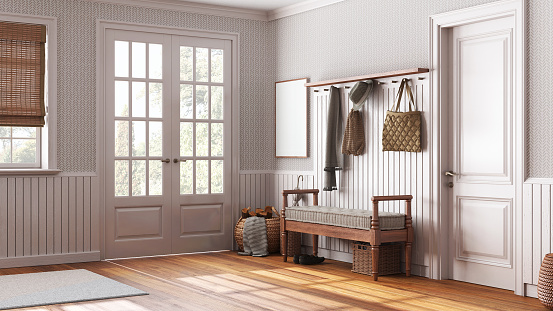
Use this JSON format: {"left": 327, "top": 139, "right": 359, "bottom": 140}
{"left": 285, "top": 206, "right": 405, "bottom": 231}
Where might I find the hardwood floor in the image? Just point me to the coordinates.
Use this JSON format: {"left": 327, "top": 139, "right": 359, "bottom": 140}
{"left": 0, "top": 251, "right": 545, "bottom": 310}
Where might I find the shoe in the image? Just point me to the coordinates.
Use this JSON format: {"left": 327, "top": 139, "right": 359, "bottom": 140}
{"left": 293, "top": 254, "right": 301, "bottom": 264}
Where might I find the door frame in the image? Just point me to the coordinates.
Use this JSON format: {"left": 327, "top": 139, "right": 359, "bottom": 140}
{"left": 429, "top": 0, "right": 525, "bottom": 294}
{"left": 96, "top": 20, "right": 240, "bottom": 259}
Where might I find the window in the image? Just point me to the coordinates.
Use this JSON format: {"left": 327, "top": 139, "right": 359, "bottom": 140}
{"left": 0, "top": 14, "right": 57, "bottom": 171}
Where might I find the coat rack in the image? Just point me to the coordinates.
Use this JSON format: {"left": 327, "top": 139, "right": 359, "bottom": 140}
{"left": 305, "top": 68, "right": 429, "bottom": 88}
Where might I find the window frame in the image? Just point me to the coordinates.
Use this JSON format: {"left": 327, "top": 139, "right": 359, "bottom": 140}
{"left": 0, "top": 13, "right": 58, "bottom": 174}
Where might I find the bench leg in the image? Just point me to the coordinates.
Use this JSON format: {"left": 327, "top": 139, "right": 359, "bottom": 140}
{"left": 405, "top": 241, "right": 412, "bottom": 277}
{"left": 372, "top": 245, "right": 379, "bottom": 281}
{"left": 282, "top": 230, "right": 288, "bottom": 262}
{"left": 313, "top": 234, "right": 318, "bottom": 256}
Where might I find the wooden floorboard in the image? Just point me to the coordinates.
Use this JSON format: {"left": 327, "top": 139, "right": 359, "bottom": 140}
{"left": 0, "top": 251, "right": 546, "bottom": 311}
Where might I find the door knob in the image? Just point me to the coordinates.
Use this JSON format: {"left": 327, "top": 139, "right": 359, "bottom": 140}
{"left": 173, "top": 158, "right": 187, "bottom": 163}
{"left": 445, "top": 171, "right": 458, "bottom": 177}
{"left": 161, "top": 158, "right": 170, "bottom": 163}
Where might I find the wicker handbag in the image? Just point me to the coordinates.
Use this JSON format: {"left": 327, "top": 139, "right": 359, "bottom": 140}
{"left": 382, "top": 78, "right": 421, "bottom": 152}
{"left": 234, "top": 207, "right": 301, "bottom": 255}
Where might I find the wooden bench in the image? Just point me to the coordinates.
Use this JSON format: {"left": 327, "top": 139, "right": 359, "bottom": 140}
{"left": 280, "top": 189, "right": 414, "bottom": 281}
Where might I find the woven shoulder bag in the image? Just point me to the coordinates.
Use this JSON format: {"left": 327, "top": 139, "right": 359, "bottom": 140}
{"left": 382, "top": 78, "right": 421, "bottom": 152}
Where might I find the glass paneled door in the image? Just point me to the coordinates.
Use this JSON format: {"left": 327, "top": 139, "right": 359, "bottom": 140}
{"left": 104, "top": 29, "right": 232, "bottom": 259}
{"left": 170, "top": 36, "right": 232, "bottom": 253}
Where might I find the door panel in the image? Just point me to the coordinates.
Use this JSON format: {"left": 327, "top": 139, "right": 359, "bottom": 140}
{"left": 171, "top": 36, "right": 232, "bottom": 254}
{"left": 448, "top": 16, "right": 514, "bottom": 290}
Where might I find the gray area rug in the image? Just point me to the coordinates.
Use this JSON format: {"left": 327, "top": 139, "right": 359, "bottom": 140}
{"left": 0, "top": 269, "right": 147, "bottom": 310}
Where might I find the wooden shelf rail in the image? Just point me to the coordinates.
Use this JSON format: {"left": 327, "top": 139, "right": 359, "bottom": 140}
{"left": 304, "top": 68, "right": 429, "bottom": 88}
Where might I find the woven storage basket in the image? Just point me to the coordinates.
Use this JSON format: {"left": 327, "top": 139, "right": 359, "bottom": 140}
{"left": 352, "top": 242, "right": 401, "bottom": 276}
{"left": 538, "top": 253, "right": 553, "bottom": 309}
{"left": 234, "top": 207, "right": 301, "bottom": 255}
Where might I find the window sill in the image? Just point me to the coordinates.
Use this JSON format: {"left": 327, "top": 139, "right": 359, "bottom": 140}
{"left": 0, "top": 169, "right": 62, "bottom": 176}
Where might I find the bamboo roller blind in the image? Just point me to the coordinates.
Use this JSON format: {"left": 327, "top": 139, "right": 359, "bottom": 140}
{"left": 0, "top": 21, "right": 46, "bottom": 127}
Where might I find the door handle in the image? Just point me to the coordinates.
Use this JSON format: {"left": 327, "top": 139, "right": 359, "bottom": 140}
{"left": 445, "top": 171, "right": 458, "bottom": 177}
{"left": 161, "top": 158, "right": 171, "bottom": 163}
{"left": 173, "top": 158, "right": 187, "bottom": 163}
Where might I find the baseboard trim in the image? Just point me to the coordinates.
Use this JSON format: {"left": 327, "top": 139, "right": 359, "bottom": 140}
{"left": 0, "top": 252, "right": 101, "bottom": 269}
{"left": 525, "top": 283, "right": 538, "bottom": 298}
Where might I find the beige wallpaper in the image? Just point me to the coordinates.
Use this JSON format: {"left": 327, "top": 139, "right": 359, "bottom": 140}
{"left": 270, "top": 0, "right": 553, "bottom": 177}
{"left": 1, "top": 0, "right": 551, "bottom": 176}
{"left": 0, "top": 0, "right": 271, "bottom": 172}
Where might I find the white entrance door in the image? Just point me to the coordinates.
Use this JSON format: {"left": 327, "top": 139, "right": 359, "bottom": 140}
{"left": 104, "top": 29, "right": 233, "bottom": 259}
{"left": 447, "top": 16, "right": 515, "bottom": 290}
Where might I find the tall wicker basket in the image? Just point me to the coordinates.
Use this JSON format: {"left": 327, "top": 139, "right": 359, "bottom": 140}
{"left": 538, "top": 253, "right": 553, "bottom": 309}
{"left": 234, "top": 207, "right": 301, "bottom": 255}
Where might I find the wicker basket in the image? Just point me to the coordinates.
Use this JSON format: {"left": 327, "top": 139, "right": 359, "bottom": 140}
{"left": 538, "top": 253, "right": 553, "bottom": 309}
{"left": 352, "top": 242, "right": 401, "bottom": 276}
{"left": 234, "top": 207, "right": 301, "bottom": 255}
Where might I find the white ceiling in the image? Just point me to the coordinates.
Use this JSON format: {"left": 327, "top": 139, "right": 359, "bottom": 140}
{"left": 180, "top": 0, "right": 306, "bottom": 11}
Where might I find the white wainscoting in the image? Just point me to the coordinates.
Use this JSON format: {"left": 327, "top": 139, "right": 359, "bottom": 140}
{"left": 238, "top": 72, "right": 431, "bottom": 277}
{"left": 0, "top": 175, "right": 100, "bottom": 268}
{"left": 523, "top": 178, "right": 553, "bottom": 291}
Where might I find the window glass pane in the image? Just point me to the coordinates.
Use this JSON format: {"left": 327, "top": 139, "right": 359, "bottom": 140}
{"left": 132, "top": 160, "right": 146, "bottom": 196}
{"left": 132, "top": 82, "right": 146, "bottom": 117}
{"left": 180, "top": 46, "right": 193, "bottom": 81}
{"left": 149, "top": 83, "right": 162, "bottom": 118}
{"left": 132, "top": 42, "right": 146, "bottom": 78}
{"left": 211, "top": 86, "right": 223, "bottom": 120}
{"left": 196, "top": 160, "right": 209, "bottom": 194}
{"left": 180, "top": 122, "right": 193, "bottom": 157}
{"left": 0, "top": 127, "right": 10, "bottom": 138}
{"left": 0, "top": 139, "right": 11, "bottom": 163}
{"left": 211, "top": 160, "right": 223, "bottom": 194}
{"left": 12, "top": 139, "right": 36, "bottom": 163}
{"left": 211, "top": 123, "right": 223, "bottom": 157}
{"left": 114, "top": 41, "right": 129, "bottom": 78}
{"left": 114, "top": 81, "right": 129, "bottom": 117}
{"left": 114, "top": 121, "right": 129, "bottom": 157}
{"left": 196, "top": 123, "right": 208, "bottom": 157}
{"left": 149, "top": 121, "right": 162, "bottom": 157}
{"left": 149, "top": 43, "right": 162, "bottom": 79}
{"left": 115, "top": 160, "right": 129, "bottom": 196}
{"left": 132, "top": 121, "right": 146, "bottom": 157}
{"left": 196, "top": 85, "right": 208, "bottom": 119}
{"left": 180, "top": 84, "right": 193, "bottom": 119}
{"left": 12, "top": 127, "right": 35, "bottom": 138}
{"left": 211, "top": 49, "right": 223, "bottom": 83}
{"left": 196, "top": 47, "right": 208, "bottom": 82}
{"left": 149, "top": 160, "right": 162, "bottom": 195}
{"left": 180, "top": 160, "right": 193, "bottom": 194}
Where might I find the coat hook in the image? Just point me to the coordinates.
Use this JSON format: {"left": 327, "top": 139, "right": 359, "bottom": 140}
{"left": 314, "top": 89, "right": 319, "bottom": 92}
{"left": 324, "top": 88, "right": 329, "bottom": 91}
{"left": 344, "top": 86, "right": 351, "bottom": 89}
{"left": 418, "top": 77, "right": 425, "bottom": 80}
{"left": 378, "top": 81, "right": 385, "bottom": 84}
{"left": 391, "top": 80, "right": 398, "bottom": 83}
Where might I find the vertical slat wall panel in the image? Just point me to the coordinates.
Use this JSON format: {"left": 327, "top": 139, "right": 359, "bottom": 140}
{"left": 0, "top": 176, "right": 99, "bottom": 266}
{"left": 237, "top": 75, "right": 430, "bottom": 272}
{"left": 305, "top": 75, "right": 430, "bottom": 269}
{"left": 522, "top": 181, "right": 553, "bottom": 286}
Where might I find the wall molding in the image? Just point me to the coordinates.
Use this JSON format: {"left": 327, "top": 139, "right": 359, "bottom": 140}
{"left": 239, "top": 170, "right": 315, "bottom": 175}
{"left": 268, "top": 0, "right": 344, "bottom": 21}
{"left": 0, "top": 252, "right": 100, "bottom": 269}
{"left": 83, "top": 0, "right": 344, "bottom": 21}
{"left": 525, "top": 178, "right": 553, "bottom": 185}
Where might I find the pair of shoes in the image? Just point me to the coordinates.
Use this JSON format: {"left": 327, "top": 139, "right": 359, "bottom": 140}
{"left": 299, "top": 255, "right": 325, "bottom": 265}
{"left": 293, "top": 254, "right": 325, "bottom": 265}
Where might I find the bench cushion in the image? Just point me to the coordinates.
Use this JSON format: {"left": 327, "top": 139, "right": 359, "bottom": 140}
{"left": 285, "top": 206, "right": 405, "bottom": 231}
